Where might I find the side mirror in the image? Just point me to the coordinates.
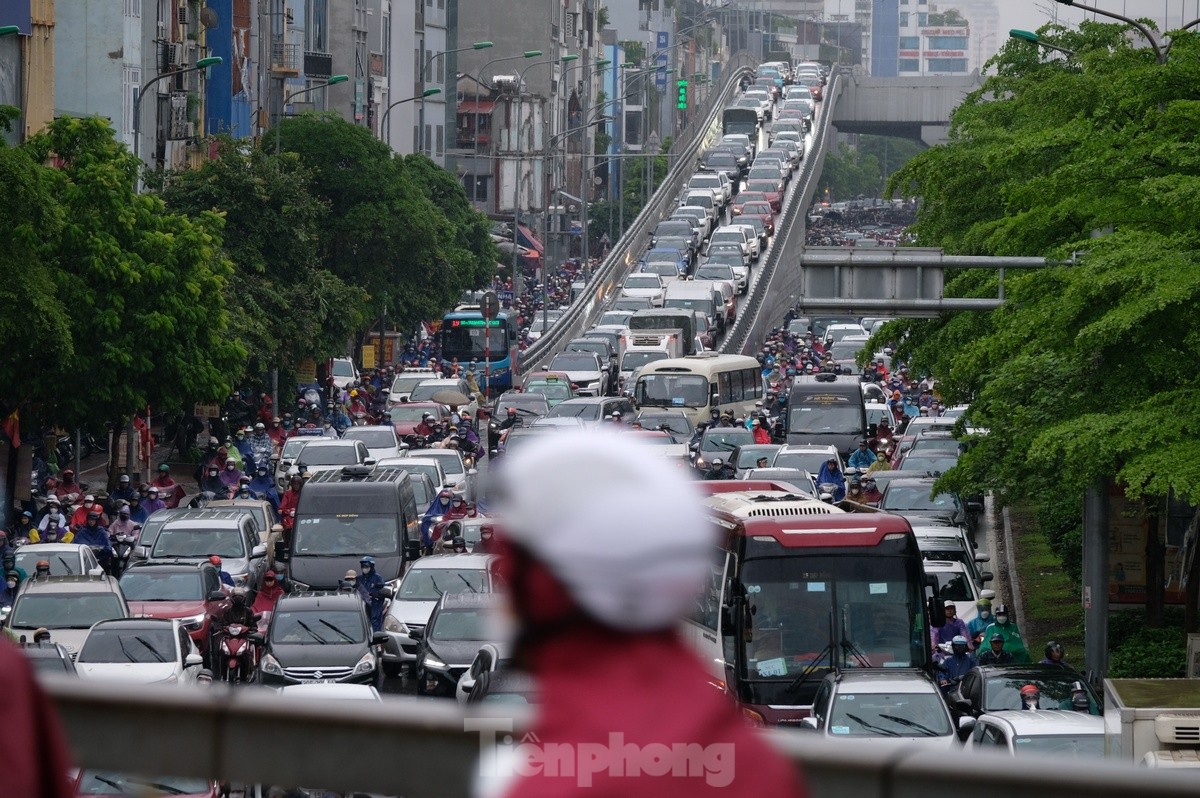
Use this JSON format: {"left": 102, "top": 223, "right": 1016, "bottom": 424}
{"left": 404, "top": 540, "right": 422, "bottom": 561}
{"left": 88, "top": 567, "right": 104, "bottom": 576}
{"left": 364, "top": 459, "right": 376, "bottom": 467}
{"left": 980, "top": 588, "right": 996, "bottom": 600}
{"left": 408, "top": 626, "right": 424, "bottom": 640}
{"left": 966, "top": 500, "right": 984, "bottom": 513}
{"left": 957, "top": 716, "right": 976, "bottom": 742}
{"left": 251, "top": 544, "right": 267, "bottom": 559}
{"left": 974, "top": 552, "right": 991, "bottom": 563}
{"left": 928, "top": 596, "right": 947, "bottom": 628}
{"left": 372, "top": 631, "right": 389, "bottom": 646}
{"left": 955, "top": 698, "right": 973, "bottom": 713}
{"left": 379, "top": 586, "right": 395, "bottom": 599}
{"left": 273, "top": 541, "right": 289, "bottom": 562}
{"left": 249, "top": 633, "right": 265, "bottom": 645}
{"left": 467, "top": 468, "right": 479, "bottom": 477}
{"left": 800, "top": 717, "right": 819, "bottom": 731}
{"left": 184, "top": 652, "right": 204, "bottom": 668}
{"left": 208, "top": 591, "right": 226, "bottom": 602}
{"left": 980, "top": 572, "right": 994, "bottom": 584}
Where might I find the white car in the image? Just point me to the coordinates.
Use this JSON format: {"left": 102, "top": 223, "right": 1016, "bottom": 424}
{"left": 76, "top": 618, "right": 203, "bottom": 685}
{"left": 728, "top": 223, "right": 762, "bottom": 260}
{"left": 381, "top": 553, "right": 495, "bottom": 672}
{"left": 15, "top": 543, "right": 105, "bottom": 578}
{"left": 455, "top": 642, "right": 507, "bottom": 703}
{"left": 330, "top": 357, "right": 358, "bottom": 390}
{"left": 923, "top": 559, "right": 994, "bottom": 626}
{"left": 824, "top": 322, "right": 868, "bottom": 344}
{"left": 278, "top": 682, "right": 382, "bottom": 701}
{"left": 340, "top": 425, "right": 403, "bottom": 463}
{"left": 965, "top": 710, "right": 1105, "bottom": 758}
{"left": 620, "top": 274, "right": 666, "bottom": 308}
{"left": 804, "top": 670, "right": 958, "bottom": 750}
{"left": 289, "top": 439, "right": 373, "bottom": 478}
{"left": 403, "top": 449, "right": 472, "bottom": 492}
{"left": 548, "top": 351, "right": 609, "bottom": 397}
{"left": 705, "top": 226, "right": 753, "bottom": 261}
{"left": 388, "top": 369, "right": 441, "bottom": 406}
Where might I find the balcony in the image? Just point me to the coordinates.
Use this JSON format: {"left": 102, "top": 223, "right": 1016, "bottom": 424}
{"left": 271, "top": 42, "right": 301, "bottom": 76}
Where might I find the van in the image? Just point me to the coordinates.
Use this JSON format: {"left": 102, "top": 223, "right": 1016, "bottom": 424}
{"left": 785, "top": 373, "right": 869, "bottom": 458}
{"left": 282, "top": 466, "right": 421, "bottom": 590}
{"left": 663, "top": 281, "right": 725, "bottom": 335}
{"left": 628, "top": 309, "right": 696, "bottom": 356}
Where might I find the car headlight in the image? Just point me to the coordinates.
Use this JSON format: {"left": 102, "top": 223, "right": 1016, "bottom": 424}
{"left": 290, "top": 579, "right": 311, "bottom": 592}
{"left": 231, "top": 572, "right": 249, "bottom": 586}
{"left": 260, "top": 654, "right": 283, "bottom": 676}
{"left": 353, "top": 652, "right": 376, "bottom": 675}
{"left": 180, "top": 613, "right": 206, "bottom": 632}
{"left": 423, "top": 655, "right": 447, "bottom": 671}
{"left": 384, "top": 616, "right": 407, "bottom": 634}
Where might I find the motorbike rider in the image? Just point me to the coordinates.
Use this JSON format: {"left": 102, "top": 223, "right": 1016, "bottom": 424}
{"left": 1, "top": 570, "right": 20, "bottom": 606}
{"left": 866, "top": 450, "right": 891, "bottom": 473}
{"left": 209, "top": 555, "right": 235, "bottom": 587}
{"left": 268, "top": 416, "right": 288, "bottom": 448}
{"left": 474, "top": 525, "right": 500, "bottom": 554}
{"left": 199, "top": 464, "right": 226, "bottom": 497}
{"left": 968, "top": 597, "right": 993, "bottom": 646}
{"left": 845, "top": 478, "right": 867, "bottom": 503}
{"left": 497, "top": 407, "right": 522, "bottom": 432}
{"left": 73, "top": 512, "right": 113, "bottom": 573}
{"left": 1040, "top": 640, "right": 1069, "bottom": 667}
{"left": 54, "top": 469, "right": 82, "bottom": 500}
{"left": 250, "top": 423, "right": 274, "bottom": 470}
{"left": 1019, "top": 684, "right": 1042, "bottom": 710}
{"left": 218, "top": 460, "right": 244, "bottom": 494}
{"left": 421, "top": 489, "right": 455, "bottom": 552}
{"left": 108, "top": 504, "right": 140, "bottom": 543}
{"left": 140, "top": 485, "right": 167, "bottom": 517}
{"left": 150, "top": 464, "right": 185, "bottom": 509}
{"left": 356, "top": 556, "right": 387, "bottom": 632}
{"left": 37, "top": 496, "right": 69, "bottom": 535}
{"left": 2, "top": 552, "right": 26, "bottom": 585}
{"left": 70, "top": 494, "right": 108, "bottom": 529}
{"left": 816, "top": 458, "right": 847, "bottom": 501}
{"left": 325, "top": 402, "right": 352, "bottom": 433}
{"left": 232, "top": 477, "right": 257, "bottom": 501}
{"left": 248, "top": 465, "right": 280, "bottom": 514}
{"left": 847, "top": 439, "right": 876, "bottom": 470}
{"left": 108, "top": 474, "right": 138, "bottom": 511}
{"left": 703, "top": 458, "right": 734, "bottom": 480}
{"left": 9, "top": 511, "right": 35, "bottom": 542}
{"left": 252, "top": 569, "right": 285, "bottom": 614}
{"left": 932, "top": 602, "right": 973, "bottom": 650}
{"left": 278, "top": 476, "right": 303, "bottom": 541}
{"left": 861, "top": 475, "right": 883, "bottom": 505}
{"left": 338, "top": 569, "right": 358, "bottom": 593}
{"left": 451, "top": 536, "right": 469, "bottom": 553}
{"left": 483, "top": 430, "right": 806, "bottom": 798}
{"left": 33, "top": 560, "right": 52, "bottom": 579}
{"left": 211, "top": 586, "right": 260, "bottom": 670}
{"left": 977, "top": 633, "right": 1013, "bottom": 666}
{"left": 937, "top": 635, "right": 976, "bottom": 694}
{"left": 978, "top": 602, "right": 1030, "bottom": 663}
{"left": 30, "top": 516, "right": 73, "bottom": 544}
{"left": 232, "top": 427, "right": 257, "bottom": 472}
{"left": 750, "top": 418, "right": 771, "bottom": 444}
{"left": 1070, "top": 681, "right": 1091, "bottom": 712}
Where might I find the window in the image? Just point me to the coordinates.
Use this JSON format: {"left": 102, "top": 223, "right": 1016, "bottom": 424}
{"left": 898, "top": 59, "right": 920, "bottom": 72}
{"left": 927, "top": 36, "right": 967, "bottom": 49}
{"left": 689, "top": 548, "right": 726, "bottom": 630}
{"left": 424, "top": 124, "right": 432, "bottom": 154}
{"left": 899, "top": 12, "right": 908, "bottom": 26}
{"left": 413, "top": 125, "right": 419, "bottom": 152}
{"left": 917, "top": 12, "right": 927, "bottom": 25}
{"left": 435, "top": 124, "right": 443, "bottom": 156}
{"left": 414, "top": 47, "right": 421, "bottom": 83}
{"left": 437, "top": 56, "right": 444, "bottom": 84}
{"left": 123, "top": 66, "right": 141, "bottom": 139}
{"left": 307, "top": 0, "right": 328, "bottom": 51}
{"left": 899, "top": 36, "right": 919, "bottom": 49}
{"left": 424, "top": 49, "right": 432, "bottom": 80}
{"left": 927, "top": 58, "right": 968, "bottom": 72}
{"left": 124, "top": 0, "right": 141, "bottom": 18}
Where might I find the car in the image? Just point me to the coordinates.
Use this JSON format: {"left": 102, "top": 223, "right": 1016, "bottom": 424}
{"left": 329, "top": 357, "right": 358, "bottom": 390}
{"left": 897, "top": 452, "right": 961, "bottom": 475}
{"left": 274, "top": 436, "right": 314, "bottom": 490}
{"left": 693, "top": 312, "right": 716, "bottom": 350}
{"left": 7, "top": 574, "right": 130, "bottom": 658}
{"left": 692, "top": 427, "right": 755, "bottom": 470}
{"left": 923, "top": 560, "right": 994, "bottom": 625}
{"left": 402, "top": 448, "right": 473, "bottom": 492}
{"left": 381, "top": 553, "right": 497, "bottom": 674}
{"left": 731, "top": 443, "right": 782, "bottom": 477}
{"left": 118, "top": 561, "right": 230, "bottom": 650}
{"left": 824, "top": 322, "right": 868, "bottom": 344}
{"left": 620, "top": 273, "right": 666, "bottom": 308}
{"left": 340, "top": 425, "right": 404, "bottom": 463}
{"left": 879, "top": 476, "right": 974, "bottom": 535}
{"left": 545, "top": 396, "right": 636, "bottom": 425}
{"left": 455, "top": 642, "right": 508, "bottom": 703}
{"left": 633, "top": 409, "right": 695, "bottom": 444}
{"left": 467, "top": 667, "right": 539, "bottom": 706}
{"left": 408, "top": 378, "right": 477, "bottom": 413}
{"left": 20, "top": 641, "right": 78, "bottom": 677}
{"left": 639, "top": 249, "right": 688, "bottom": 282}
{"left": 387, "top": 368, "right": 441, "bottom": 406}
{"left": 377, "top": 455, "right": 448, "bottom": 494}
{"left": 521, "top": 373, "right": 576, "bottom": 407}
{"left": 761, "top": 145, "right": 799, "bottom": 171}
{"left": 735, "top": 202, "right": 776, "bottom": 235}
{"left": 258, "top": 591, "right": 388, "bottom": 687}
{"left": 654, "top": 236, "right": 697, "bottom": 268}
{"left": 205, "top": 498, "right": 277, "bottom": 552}
{"left": 70, "top": 771, "right": 220, "bottom": 797}
{"left": 598, "top": 309, "right": 637, "bottom": 328}
{"left": 524, "top": 314, "right": 554, "bottom": 341}
{"left": 698, "top": 150, "right": 742, "bottom": 182}
{"left": 387, "top": 402, "right": 449, "bottom": 439}
{"left": 695, "top": 262, "right": 746, "bottom": 298}
{"left": 803, "top": 670, "right": 958, "bottom": 749}
{"left": 672, "top": 205, "right": 714, "bottom": 241}
{"left": 772, "top": 444, "right": 843, "bottom": 477}
{"left": 146, "top": 510, "right": 269, "bottom": 590}
{"left": 492, "top": 391, "right": 551, "bottom": 421}
{"left": 14, "top": 542, "right": 104, "bottom": 579}
{"left": 740, "top": 467, "right": 819, "bottom": 495}
{"left": 277, "top": 682, "right": 382, "bottom": 701}
{"left": 289, "top": 439, "right": 374, "bottom": 478}
{"left": 829, "top": 335, "right": 870, "bottom": 374}
{"left": 913, "top": 525, "right": 993, "bottom": 588}
{"left": 951, "top": 665, "right": 1103, "bottom": 720}
{"left": 547, "top": 351, "right": 609, "bottom": 397}
{"left": 964, "top": 710, "right": 1106, "bottom": 758}
{"left": 414, "top": 591, "right": 504, "bottom": 697}
{"left": 75, "top": 617, "right": 204, "bottom": 685}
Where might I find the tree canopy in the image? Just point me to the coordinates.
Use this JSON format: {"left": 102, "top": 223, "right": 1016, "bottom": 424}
{"left": 881, "top": 22, "right": 1200, "bottom": 508}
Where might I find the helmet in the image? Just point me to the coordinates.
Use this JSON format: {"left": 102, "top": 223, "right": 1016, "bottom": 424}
{"left": 452, "top": 536, "right": 467, "bottom": 550}
{"left": 148, "top": 486, "right": 159, "bottom": 496}
{"left": 209, "top": 555, "right": 222, "bottom": 567}
{"left": 990, "top": 633, "right": 1004, "bottom": 643}
{"left": 951, "top": 635, "right": 968, "bottom": 647}
{"left": 36, "top": 559, "right": 51, "bottom": 572}
{"left": 360, "top": 556, "right": 375, "bottom": 567}
{"left": 254, "top": 422, "right": 265, "bottom": 431}
{"left": 976, "top": 597, "right": 992, "bottom": 608}
{"left": 994, "top": 603, "right": 1009, "bottom": 615}
{"left": 119, "top": 474, "right": 131, "bottom": 483}
{"left": 343, "top": 569, "right": 358, "bottom": 582}
{"left": 1019, "top": 684, "right": 1039, "bottom": 697}
{"left": 231, "top": 586, "right": 248, "bottom": 605}
{"left": 1045, "top": 641, "right": 1064, "bottom": 658}
{"left": 263, "top": 570, "right": 277, "bottom": 581}
{"left": 498, "top": 430, "right": 711, "bottom": 631}
{"left": 86, "top": 511, "right": 100, "bottom": 520}
{"left": 197, "top": 668, "right": 215, "bottom": 682}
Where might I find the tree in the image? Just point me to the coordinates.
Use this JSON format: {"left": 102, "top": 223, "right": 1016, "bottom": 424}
{"left": 23, "top": 116, "right": 244, "bottom": 436}
{"left": 819, "top": 142, "right": 882, "bottom": 200}
{"left": 157, "top": 136, "right": 367, "bottom": 381}
{"left": 879, "top": 23, "right": 1200, "bottom": 623}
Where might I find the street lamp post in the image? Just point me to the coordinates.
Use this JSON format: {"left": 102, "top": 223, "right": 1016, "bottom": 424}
{"left": 275, "top": 74, "right": 349, "bottom": 156}
{"left": 1052, "top": 0, "right": 1172, "bottom": 62}
{"left": 133, "top": 56, "right": 222, "bottom": 167}
{"left": 468, "top": 49, "right": 542, "bottom": 202}
{"left": 419, "top": 40, "right": 493, "bottom": 155}
{"left": 381, "top": 87, "right": 441, "bottom": 145}
{"left": 1009, "top": 29, "right": 1076, "bottom": 57}
{"left": 509, "top": 55, "right": 577, "bottom": 302}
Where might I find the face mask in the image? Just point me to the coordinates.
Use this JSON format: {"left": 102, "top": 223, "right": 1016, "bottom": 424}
{"left": 6, "top": 580, "right": 16, "bottom": 589}
{"left": 226, "top": 464, "right": 235, "bottom": 470}
{"left": 996, "top": 615, "right": 1008, "bottom": 625}
{"left": 1023, "top": 697, "right": 1039, "bottom": 709}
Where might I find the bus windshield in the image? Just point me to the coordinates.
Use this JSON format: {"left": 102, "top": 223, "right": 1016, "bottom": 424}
{"left": 635, "top": 374, "right": 710, "bottom": 408}
{"left": 441, "top": 323, "right": 508, "bottom": 361}
{"left": 734, "top": 554, "right": 926, "bottom": 704}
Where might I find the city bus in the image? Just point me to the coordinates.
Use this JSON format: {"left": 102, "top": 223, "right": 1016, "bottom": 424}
{"left": 632, "top": 353, "right": 762, "bottom": 426}
{"left": 683, "top": 482, "right": 944, "bottom": 725}
{"left": 439, "top": 308, "right": 520, "bottom": 393}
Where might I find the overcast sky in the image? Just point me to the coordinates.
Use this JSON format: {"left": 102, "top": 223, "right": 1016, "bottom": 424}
{"left": 995, "top": 1, "right": 1200, "bottom": 55}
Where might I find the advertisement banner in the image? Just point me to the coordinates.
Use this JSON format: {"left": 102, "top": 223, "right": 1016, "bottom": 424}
{"left": 655, "top": 31, "right": 669, "bottom": 88}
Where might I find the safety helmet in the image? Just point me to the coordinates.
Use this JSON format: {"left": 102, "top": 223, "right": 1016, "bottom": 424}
{"left": 36, "top": 559, "right": 51, "bottom": 572}
{"left": 119, "top": 474, "right": 131, "bottom": 483}
{"left": 86, "top": 511, "right": 100, "bottom": 520}
{"left": 951, "top": 635, "right": 968, "bottom": 647}
{"left": 343, "top": 569, "right": 358, "bottom": 582}
{"left": 360, "top": 556, "right": 375, "bottom": 567}
{"left": 209, "top": 555, "right": 222, "bottom": 567}
{"left": 452, "top": 536, "right": 467, "bottom": 550}
{"left": 231, "top": 586, "right": 248, "bottom": 605}
{"left": 147, "top": 486, "right": 159, "bottom": 495}
{"left": 993, "top": 603, "right": 1008, "bottom": 615}
{"left": 1019, "top": 684, "right": 1039, "bottom": 697}
{"left": 498, "top": 430, "right": 712, "bottom": 631}
{"left": 197, "top": 668, "right": 215, "bottom": 682}
{"left": 990, "top": 633, "right": 1004, "bottom": 643}
{"left": 976, "top": 597, "right": 992, "bottom": 607}
{"left": 254, "top": 422, "right": 265, "bottom": 431}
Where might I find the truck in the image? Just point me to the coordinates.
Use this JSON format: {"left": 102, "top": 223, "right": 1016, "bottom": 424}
{"left": 617, "top": 329, "right": 686, "bottom": 390}
{"left": 1104, "top": 678, "right": 1200, "bottom": 768}
{"left": 628, "top": 309, "right": 696, "bottom": 356}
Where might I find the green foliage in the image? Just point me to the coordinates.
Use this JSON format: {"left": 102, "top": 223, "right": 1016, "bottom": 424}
{"left": 873, "top": 23, "right": 1200, "bottom": 520}
{"left": 21, "top": 116, "right": 243, "bottom": 427}
{"left": 1108, "top": 627, "right": 1188, "bottom": 678}
{"left": 818, "top": 142, "right": 882, "bottom": 200}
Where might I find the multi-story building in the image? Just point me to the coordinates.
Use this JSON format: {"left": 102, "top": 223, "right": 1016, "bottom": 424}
{"left": 897, "top": 3, "right": 969, "bottom": 76}
{"left": 0, "top": 0, "right": 55, "bottom": 145}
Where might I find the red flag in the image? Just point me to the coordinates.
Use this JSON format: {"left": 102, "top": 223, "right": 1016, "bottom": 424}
{"left": 2, "top": 409, "right": 20, "bottom": 448}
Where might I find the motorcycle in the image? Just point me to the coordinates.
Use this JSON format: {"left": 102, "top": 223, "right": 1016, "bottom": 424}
{"left": 218, "top": 622, "right": 262, "bottom": 684}
{"left": 111, "top": 532, "right": 139, "bottom": 577}
{"left": 818, "top": 483, "right": 841, "bottom": 503}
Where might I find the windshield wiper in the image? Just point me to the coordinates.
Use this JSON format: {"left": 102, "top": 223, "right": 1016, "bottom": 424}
{"left": 296, "top": 620, "right": 328, "bottom": 644}
{"left": 429, "top": 577, "right": 445, "bottom": 597}
{"left": 94, "top": 775, "right": 135, "bottom": 795}
{"left": 123, "top": 777, "right": 187, "bottom": 796}
{"left": 116, "top": 636, "right": 139, "bottom": 663}
{"left": 877, "top": 713, "right": 939, "bottom": 737}
{"left": 56, "top": 556, "right": 75, "bottom": 574}
{"left": 457, "top": 574, "right": 479, "bottom": 593}
{"left": 318, "top": 618, "right": 356, "bottom": 644}
{"left": 133, "top": 636, "right": 166, "bottom": 662}
{"left": 782, "top": 642, "right": 832, "bottom": 697}
{"left": 841, "top": 639, "right": 873, "bottom": 668}
{"left": 844, "top": 712, "right": 901, "bottom": 737}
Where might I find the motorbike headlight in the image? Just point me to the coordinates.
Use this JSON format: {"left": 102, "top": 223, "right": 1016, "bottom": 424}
{"left": 353, "top": 652, "right": 377, "bottom": 675}
{"left": 260, "top": 654, "right": 283, "bottom": 676}
{"left": 423, "top": 654, "right": 447, "bottom": 671}
{"left": 181, "top": 613, "right": 207, "bottom": 632}
{"left": 231, "top": 572, "right": 249, "bottom": 587}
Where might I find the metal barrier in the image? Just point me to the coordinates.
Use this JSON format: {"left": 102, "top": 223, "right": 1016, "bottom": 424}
{"left": 44, "top": 676, "right": 1200, "bottom": 798}
{"left": 718, "top": 68, "right": 845, "bottom": 356}
{"left": 518, "top": 52, "right": 758, "bottom": 375}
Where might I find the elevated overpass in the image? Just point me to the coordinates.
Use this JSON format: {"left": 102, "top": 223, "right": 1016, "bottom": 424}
{"left": 832, "top": 72, "right": 984, "bottom": 145}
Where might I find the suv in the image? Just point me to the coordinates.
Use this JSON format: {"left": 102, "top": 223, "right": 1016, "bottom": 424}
{"left": 258, "top": 592, "right": 388, "bottom": 687}
{"left": 146, "top": 510, "right": 269, "bottom": 590}
{"left": 415, "top": 592, "right": 504, "bottom": 696}
{"left": 118, "top": 560, "right": 231, "bottom": 649}
{"left": 7, "top": 574, "right": 130, "bottom": 657}
{"left": 548, "top": 351, "right": 610, "bottom": 397}
{"left": 381, "top": 553, "right": 497, "bottom": 675}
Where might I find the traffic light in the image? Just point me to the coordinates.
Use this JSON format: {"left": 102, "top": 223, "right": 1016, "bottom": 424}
{"left": 676, "top": 78, "right": 688, "bottom": 110}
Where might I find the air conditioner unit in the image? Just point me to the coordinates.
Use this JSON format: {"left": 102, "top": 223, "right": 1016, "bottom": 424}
{"left": 174, "top": 44, "right": 189, "bottom": 68}
{"left": 492, "top": 74, "right": 519, "bottom": 92}
{"left": 177, "top": 5, "right": 188, "bottom": 26}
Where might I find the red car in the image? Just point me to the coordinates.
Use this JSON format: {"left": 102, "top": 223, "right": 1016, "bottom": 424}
{"left": 742, "top": 181, "right": 783, "bottom": 213}
{"left": 118, "top": 561, "right": 230, "bottom": 650}
{"left": 388, "top": 401, "right": 448, "bottom": 437}
{"left": 738, "top": 201, "right": 776, "bottom": 236}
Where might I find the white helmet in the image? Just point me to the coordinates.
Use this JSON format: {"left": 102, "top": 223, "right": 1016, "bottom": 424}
{"left": 499, "top": 430, "right": 713, "bottom": 631}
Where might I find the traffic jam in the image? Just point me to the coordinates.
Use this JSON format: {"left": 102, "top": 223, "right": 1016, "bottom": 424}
{"left": 2, "top": 61, "right": 1115, "bottom": 798}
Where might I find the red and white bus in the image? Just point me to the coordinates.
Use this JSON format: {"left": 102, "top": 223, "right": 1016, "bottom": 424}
{"left": 684, "top": 481, "right": 944, "bottom": 726}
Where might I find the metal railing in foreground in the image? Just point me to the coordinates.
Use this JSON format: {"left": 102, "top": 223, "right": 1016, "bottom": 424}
{"left": 44, "top": 676, "right": 1200, "bottom": 798}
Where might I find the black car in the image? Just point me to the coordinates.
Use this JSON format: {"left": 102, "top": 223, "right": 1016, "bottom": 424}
{"left": 878, "top": 477, "right": 975, "bottom": 540}
{"left": 414, "top": 592, "right": 503, "bottom": 697}
{"left": 951, "top": 664, "right": 1102, "bottom": 720}
{"left": 258, "top": 592, "right": 388, "bottom": 687}
{"left": 20, "top": 642, "right": 77, "bottom": 677}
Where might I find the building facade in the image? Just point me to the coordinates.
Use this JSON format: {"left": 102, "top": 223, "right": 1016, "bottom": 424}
{"left": 0, "top": 0, "right": 55, "bottom": 144}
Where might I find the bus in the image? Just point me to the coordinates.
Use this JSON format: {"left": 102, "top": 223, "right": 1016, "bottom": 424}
{"left": 722, "top": 107, "right": 759, "bottom": 138}
{"left": 632, "top": 353, "right": 762, "bottom": 426}
{"left": 439, "top": 307, "right": 520, "bottom": 393}
{"left": 683, "top": 482, "right": 943, "bottom": 725}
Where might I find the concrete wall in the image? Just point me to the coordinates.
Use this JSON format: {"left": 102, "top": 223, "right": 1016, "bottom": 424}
{"left": 55, "top": 0, "right": 127, "bottom": 142}
{"left": 388, "top": 0, "right": 419, "bottom": 152}
{"left": 25, "top": 0, "right": 55, "bottom": 139}
{"left": 832, "top": 72, "right": 980, "bottom": 130}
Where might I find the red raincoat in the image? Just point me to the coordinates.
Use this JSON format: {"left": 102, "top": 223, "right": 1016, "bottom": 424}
{"left": 0, "top": 641, "right": 75, "bottom": 797}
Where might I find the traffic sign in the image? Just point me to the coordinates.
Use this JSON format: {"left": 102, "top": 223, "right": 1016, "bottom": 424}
{"left": 481, "top": 290, "right": 500, "bottom": 318}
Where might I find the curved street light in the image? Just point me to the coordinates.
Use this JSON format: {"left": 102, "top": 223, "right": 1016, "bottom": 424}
{"left": 133, "top": 56, "right": 222, "bottom": 166}
{"left": 417, "top": 41, "right": 493, "bottom": 154}
{"left": 1009, "top": 28, "right": 1076, "bottom": 57}
{"left": 381, "top": 87, "right": 441, "bottom": 144}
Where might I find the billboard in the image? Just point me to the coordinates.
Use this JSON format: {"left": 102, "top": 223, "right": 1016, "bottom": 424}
{"left": 655, "top": 31, "right": 669, "bottom": 88}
